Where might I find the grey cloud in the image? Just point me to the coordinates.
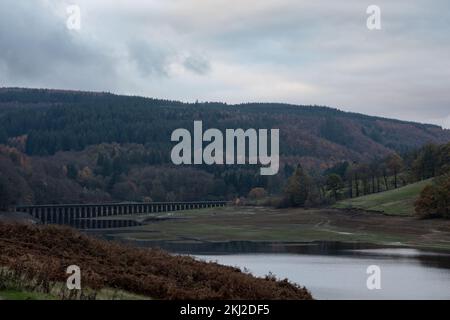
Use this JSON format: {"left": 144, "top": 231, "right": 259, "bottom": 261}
{"left": 183, "top": 55, "right": 210, "bottom": 75}
{"left": 0, "top": 0, "right": 449, "bottom": 128}
{"left": 0, "top": 0, "right": 117, "bottom": 90}
{"left": 127, "top": 41, "right": 171, "bottom": 77}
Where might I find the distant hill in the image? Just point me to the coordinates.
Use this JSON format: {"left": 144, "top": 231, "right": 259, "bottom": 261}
{"left": 1, "top": 87, "right": 449, "bottom": 162}
{"left": 0, "top": 87, "right": 449, "bottom": 205}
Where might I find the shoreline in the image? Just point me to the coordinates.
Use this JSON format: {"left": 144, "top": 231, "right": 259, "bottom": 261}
{"left": 95, "top": 237, "right": 450, "bottom": 255}
{"left": 85, "top": 206, "right": 450, "bottom": 252}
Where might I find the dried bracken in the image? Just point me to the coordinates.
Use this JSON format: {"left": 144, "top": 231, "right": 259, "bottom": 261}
{"left": 0, "top": 222, "right": 312, "bottom": 300}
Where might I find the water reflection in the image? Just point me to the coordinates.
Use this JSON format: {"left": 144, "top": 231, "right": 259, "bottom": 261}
{"left": 195, "top": 251, "right": 450, "bottom": 300}
{"left": 118, "top": 239, "right": 450, "bottom": 270}
{"left": 101, "top": 238, "right": 450, "bottom": 299}
{"left": 126, "top": 240, "right": 384, "bottom": 255}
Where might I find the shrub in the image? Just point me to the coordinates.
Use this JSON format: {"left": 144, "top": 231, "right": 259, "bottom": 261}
{"left": 415, "top": 174, "right": 450, "bottom": 219}
{"left": 247, "top": 187, "right": 267, "bottom": 200}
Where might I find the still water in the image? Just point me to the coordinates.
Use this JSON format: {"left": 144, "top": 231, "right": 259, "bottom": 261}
{"left": 124, "top": 239, "right": 450, "bottom": 299}
{"left": 192, "top": 245, "right": 450, "bottom": 300}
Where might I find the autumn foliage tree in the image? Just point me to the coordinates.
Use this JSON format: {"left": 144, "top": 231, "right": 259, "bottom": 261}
{"left": 326, "top": 173, "right": 343, "bottom": 200}
{"left": 386, "top": 153, "right": 404, "bottom": 189}
{"left": 415, "top": 174, "right": 450, "bottom": 219}
{"left": 248, "top": 187, "right": 268, "bottom": 200}
{"left": 284, "top": 164, "right": 313, "bottom": 207}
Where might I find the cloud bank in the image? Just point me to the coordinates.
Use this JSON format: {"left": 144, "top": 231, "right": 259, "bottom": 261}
{"left": 0, "top": 0, "right": 449, "bottom": 128}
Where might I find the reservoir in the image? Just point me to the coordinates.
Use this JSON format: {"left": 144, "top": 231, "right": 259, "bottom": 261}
{"left": 194, "top": 247, "right": 450, "bottom": 299}
{"left": 154, "top": 242, "right": 450, "bottom": 300}
{"left": 108, "top": 238, "right": 450, "bottom": 299}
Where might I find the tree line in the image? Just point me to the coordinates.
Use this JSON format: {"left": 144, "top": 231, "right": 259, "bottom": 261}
{"left": 281, "top": 142, "right": 450, "bottom": 218}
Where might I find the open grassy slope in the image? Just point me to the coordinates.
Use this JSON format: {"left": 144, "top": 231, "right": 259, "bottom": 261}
{"left": 334, "top": 179, "right": 433, "bottom": 216}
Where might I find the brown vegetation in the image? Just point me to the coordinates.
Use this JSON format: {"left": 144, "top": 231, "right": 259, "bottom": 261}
{"left": 415, "top": 174, "right": 450, "bottom": 219}
{"left": 0, "top": 222, "right": 312, "bottom": 300}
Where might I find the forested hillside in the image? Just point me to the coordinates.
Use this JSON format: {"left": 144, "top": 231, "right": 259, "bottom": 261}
{"left": 1, "top": 87, "right": 449, "bottom": 206}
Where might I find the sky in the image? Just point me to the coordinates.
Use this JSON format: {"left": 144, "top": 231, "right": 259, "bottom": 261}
{"left": 0, "top": 0, "right": 449, "bottom": 128}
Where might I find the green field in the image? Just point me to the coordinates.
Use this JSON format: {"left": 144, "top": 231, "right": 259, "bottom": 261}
{"left": 0, "top": 290, "right": 56, "bottom": 300}
{"left": 0, "top": 284, "right": 150, "bottom": 300}
{"left": 334, "top": 179, "right": 433, "bottom": 216}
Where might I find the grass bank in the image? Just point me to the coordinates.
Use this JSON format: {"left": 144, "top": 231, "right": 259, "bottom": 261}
{"left": 333, "top": 179, "right": 433, "bottom": 216}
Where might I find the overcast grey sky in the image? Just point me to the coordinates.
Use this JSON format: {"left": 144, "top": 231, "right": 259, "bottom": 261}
{"left": 1, "top": 0, "right": 449, "bottom": 128}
